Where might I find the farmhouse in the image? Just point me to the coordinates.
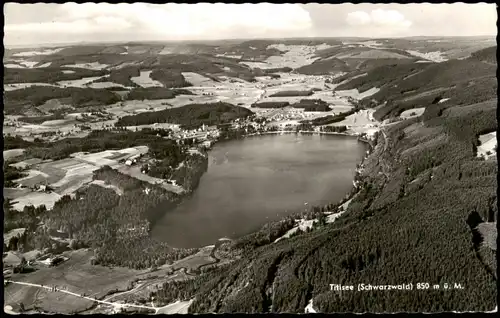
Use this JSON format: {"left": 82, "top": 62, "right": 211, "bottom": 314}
{"left": 39, "top": 255, "right": 68, "bottom": 267}
{"left": 166, "top": 180, "right": 178, "bottom": 186}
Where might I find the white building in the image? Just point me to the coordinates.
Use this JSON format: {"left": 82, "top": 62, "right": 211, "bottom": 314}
{"left": 202, "top": 140, "right": 212, "bottom": 148}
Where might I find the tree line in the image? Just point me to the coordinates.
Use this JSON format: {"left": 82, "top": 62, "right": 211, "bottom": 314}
{"left": 115, "top": 102, "right": 254, "bottom": 128}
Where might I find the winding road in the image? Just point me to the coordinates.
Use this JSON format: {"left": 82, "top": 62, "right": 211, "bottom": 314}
{"left": 4, "top": 243, "right": 229, "bottom": 315}
{"left": 4, "top": 280, "right": 179, "bottom": 314}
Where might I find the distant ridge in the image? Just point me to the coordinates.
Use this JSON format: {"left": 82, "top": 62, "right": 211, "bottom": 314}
{"left": 5, "top": 35, "right": 495, "bottom": 49}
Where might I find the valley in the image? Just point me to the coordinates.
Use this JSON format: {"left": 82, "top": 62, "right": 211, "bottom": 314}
{"left": 3, "top": 31, "right": 497, "bottom": 314}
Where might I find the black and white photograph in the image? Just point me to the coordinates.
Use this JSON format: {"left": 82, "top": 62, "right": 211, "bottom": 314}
{"left": 2, "top": 2, "right": 498, "bottom": 314}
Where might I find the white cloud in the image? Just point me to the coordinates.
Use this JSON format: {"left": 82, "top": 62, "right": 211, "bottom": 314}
{"left": 371, "top": 9, "right": 412, "bottom": 28}
{"left": 346, "top": 8, "right": 412, "bottom": 29}
{"left": 346, "top": 11, "right": 371, "bottom": 26}
{"left": 4, "top": 3, "right": 494, "bottom": 45}
{"left": 4, "top": 3, "right": 314, "bottom": 43}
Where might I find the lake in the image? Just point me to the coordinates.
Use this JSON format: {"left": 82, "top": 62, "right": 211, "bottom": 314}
{"left": 151, "top": 133, "right": 367, "bottom": 248}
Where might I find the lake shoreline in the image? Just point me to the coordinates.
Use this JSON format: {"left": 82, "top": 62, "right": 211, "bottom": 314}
{"left": 244, "top": 130, "right": 373, "bottom": 144}
{"left": 152, "top": 132, "right": 370, "bottom": 248}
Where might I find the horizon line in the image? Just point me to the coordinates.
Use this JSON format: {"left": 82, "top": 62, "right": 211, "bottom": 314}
{"left": 4, "top": 34, "right": 497, "bottom": 49}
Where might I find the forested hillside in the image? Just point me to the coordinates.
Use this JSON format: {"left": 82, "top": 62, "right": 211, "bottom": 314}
{"left": 4, "top": 67, "right": 108, "bottom": 84}
{"left": 115, "top": 102, "right": 254, "bottom": 128}
{"left": 125, "top": 87, "right": 193, "bottom": 101}
{"left": 4, "top": 86, "right": 121, "bottom": 114}
{"left": 334, "top": 46, "right": 497, "bottom": 121}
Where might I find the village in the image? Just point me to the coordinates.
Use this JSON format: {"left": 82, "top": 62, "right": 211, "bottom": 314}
{"left": 5, "top": 102, "right": 381, "bottom": 209}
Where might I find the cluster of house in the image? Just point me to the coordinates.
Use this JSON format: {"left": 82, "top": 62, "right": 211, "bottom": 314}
{"left": 2, "top": 252, "right": 68, "bottom": 280}
{"left": 268, "top": 111, "right": 312, "bottom": 122}
{"left": 16, "top": 181, "right": 53, "bottom": 193}
{"left": 171, "top": 124, "right": 220, "bottom": 144}
{"left": 231, "top": 120, "right": 267, "bottom": 132}
{"left": 124, "top": 153, "right": 143, "bottom": 166}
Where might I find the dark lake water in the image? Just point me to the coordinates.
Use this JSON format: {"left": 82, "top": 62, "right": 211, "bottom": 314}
{"left": 151, "top": 133, "right": 367, "bottom": 248}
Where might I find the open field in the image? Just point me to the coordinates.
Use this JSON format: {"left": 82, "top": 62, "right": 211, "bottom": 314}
{"left": 57, "top": 76, "right": 106, "bottom": 88}
{"left": 11, "top": 48, "right": 64, "bottom": 57}
{"left": 7, "top": 147, "right": 150, "bottom": 210}
{"left": 4, "top": 149, "right": 26, "bottom": 160}
{"left": 62, "top": 62, "right": 109, "bottom": 70}
{"left": 182, "top": 72, "right": 219, "bottom": 86}
{"left": 4, "top": 243, "right": 207, "bottom": 314}
{"left": 336, "top": 49, "right": 411, "bottom": 59}
{"left": 39, "top": 118, "right": 78, "bottom": 128}
{"left": 241, "top": 44, "right": 330, "bottom": 69}
{"left": 9, "top": 158, "right": 44, "bottom": 170}
{"left": 4, "top": 187, "right": 32, "bottom": 200}
{"left": 477, "top": 132, "right": 497, "bottom": 159}
{"left": 11, "top": 191, "right": 62, "bottom": 211}
{"left": 400, "top": 107, "right": 426, "bottom": 119}
{"left": 253, "top": 73, "right": 355, "bottom": 107}
{"left": 3, "top": 250, "right": 43, "bottom": 269}
{"left": 335, "top": 87, "right": 380, "bottom": 100}
{"left": 274, "top": 219, "right": 316, "bottom": 242}
{"left": 104, "top": 96, "right": 217, "bottom": 118}
{"left": 117, "top": 165, "right": 184, "bottom": 194}
{"left": 6, "top": 60, "right": 50, "bottom": 68}
{"left": 476, "top": 222, "right": 497, "bottom": 250}
{"left": 4, "top": 63, "right": 26, "bottom": 68}
{"left": 121, "top": 270, "right": 192, "bottom": 298}
{"left": 36, "top": 99, "right": 72, "bottom": 113}
{"left": 131, "top": 70, "right": 163, "bottom": 88}
{"left": 326, "top": 109, "right": 379, "bottom": 135}
{"left": 4, "top": 249, "right": 145, "bottom": 314}
{"left": 90, "top": 180, "right": 123, "bottom": 196}
{"left": 275, "top": 197, "right": 354, "bottom": 243}
{"left": 86, "top": 81, "right": 129, "bottom": 89}
{"left": 14, "top": 169, "right": 50, "bottom": 185}
{"left": 4, "top": 83, "right": 57, "bottom": 91}
{"left": 3, "top": 251, "right": 25, "bottom": 267}
{"left": 406, "top": 50, "right": 447, "bottom": 62}
{"left": 155, "top": 299, "right": 193, "bottom": 314}
{"left": 170, "top": 245, "right": 216, "bottom": 272}
{"left": 52, "top": 173, "right": 95, "bottom": 196}
{"left": 4, "top": 116, "right": 118, "bottom": 140}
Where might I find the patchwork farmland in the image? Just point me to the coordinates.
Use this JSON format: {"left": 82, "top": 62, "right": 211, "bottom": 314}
{"left": 7, "top": 146, "right": 150, "bottom": 211}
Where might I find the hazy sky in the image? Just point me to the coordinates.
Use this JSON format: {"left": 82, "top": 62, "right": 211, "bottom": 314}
{"left": 4, "top": 3, "right": 497, "bottom": 46}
